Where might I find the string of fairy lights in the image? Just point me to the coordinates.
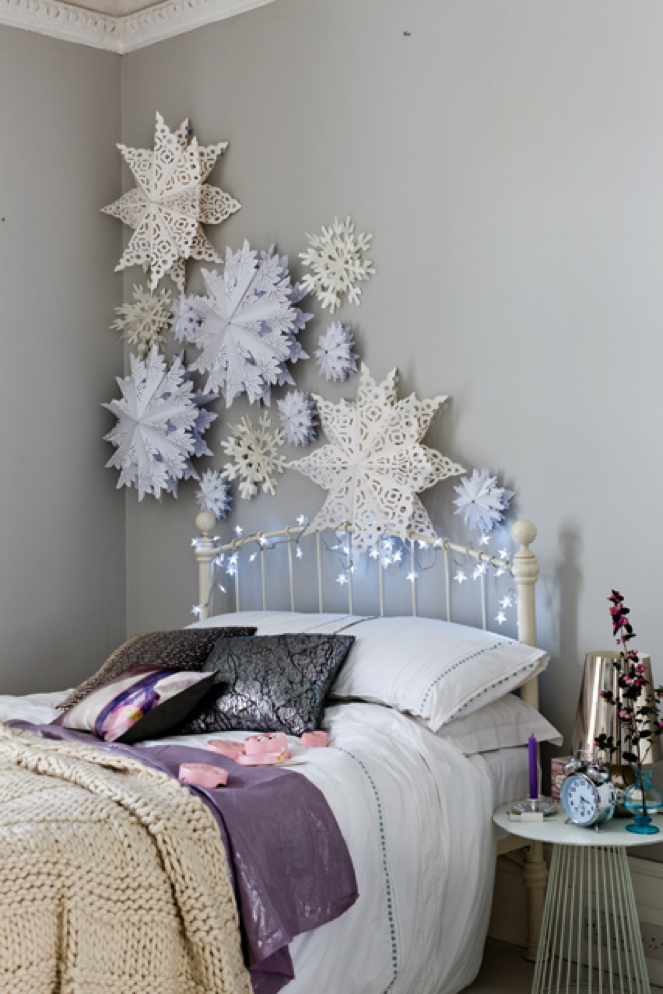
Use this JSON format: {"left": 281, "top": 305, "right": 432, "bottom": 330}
{"left": 190, "top": 516, "right": 518, "bottom": 628}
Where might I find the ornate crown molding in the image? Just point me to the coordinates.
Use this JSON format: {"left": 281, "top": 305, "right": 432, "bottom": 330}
{"left": 0, "top": 0, "right": 277, "bottom": 52}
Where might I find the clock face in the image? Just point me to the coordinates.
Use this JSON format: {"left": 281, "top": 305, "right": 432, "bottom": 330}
{"left": 561, "top": 774, "right": 599, "bottom": 825}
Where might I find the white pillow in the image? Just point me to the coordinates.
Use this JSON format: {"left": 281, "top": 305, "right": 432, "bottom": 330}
{"left": 434, "top": 694, "right": 562, "bottom": 756}
{"left": 190, "top": 611, "right": 550, "bottom": 731}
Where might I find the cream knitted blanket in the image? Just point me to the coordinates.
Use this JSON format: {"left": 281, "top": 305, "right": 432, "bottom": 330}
{"left": 0, "top": 724, "right": 252, "bottom": 994}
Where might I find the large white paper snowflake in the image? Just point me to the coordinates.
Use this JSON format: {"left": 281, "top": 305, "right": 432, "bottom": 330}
{"left": 315, "top": 322, "right": 358, "bottom": 382}
{"left": 103, "top": 349, "right": 216, "bottom": 501}
{"left": 453, "top": 468, "right": 515, "bottom": 534}
{"left": 111, "top": 284, "right": 172, "bottom": 359}
{"left": 277, "top": 390, "right": 318, "bottom": 446}
{"left": 102, "top": 113, "right": 240, "bottom": 291}
{"left": 182, "top": 242, "right": 312, "bottom": 406}
{"left": 221, "top": 412, "right": 286, "bottom": 499}
{"left": 299, "top": 216, "right": 376, "bottom": 313}
{"left": 288, "top": 365, "right": 465, "bottom": 552}
{"left": 196, "top": 469, "right": 232, "bottom": 519}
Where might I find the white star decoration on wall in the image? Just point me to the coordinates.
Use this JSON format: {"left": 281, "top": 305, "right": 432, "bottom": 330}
{"left": 288, "top": 365, "right": 465, "bottom": 552}
{"left": 102, "top": 113, "right": 240, "bottom": 290}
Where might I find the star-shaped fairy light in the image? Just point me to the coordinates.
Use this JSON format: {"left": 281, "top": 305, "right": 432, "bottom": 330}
{"left": 288, "top": 365, "right": 465, "bottom": 552}
{"left": 102, "top": 113, "right": 240, "bottom": 290}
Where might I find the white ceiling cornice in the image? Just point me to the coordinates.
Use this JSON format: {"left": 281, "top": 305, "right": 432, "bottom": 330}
{"left": 0, "top": 0, "right": 276, "bottom": 52}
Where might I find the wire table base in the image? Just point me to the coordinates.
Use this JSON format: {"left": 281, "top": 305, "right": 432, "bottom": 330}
{"left": 533, "top": 843, "right": 649, "bottom": 994}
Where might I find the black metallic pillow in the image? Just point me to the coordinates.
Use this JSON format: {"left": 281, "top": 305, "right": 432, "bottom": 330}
{"left": 176, "top": 633, "right": 356, "bottom": 736}
{"left": 58, "top": 627, "right": 257, "bottom": 710}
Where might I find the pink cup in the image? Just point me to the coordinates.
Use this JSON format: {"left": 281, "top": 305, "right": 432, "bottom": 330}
{"left": 179, "top": 762, "right": 228, "bottom": 789}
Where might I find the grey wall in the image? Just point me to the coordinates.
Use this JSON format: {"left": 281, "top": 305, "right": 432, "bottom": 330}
{"left": 117, "top": 0, "right": 663, "bottom": 754}
{"left": 0, "top": 27, "right": 126, "bottom": 692}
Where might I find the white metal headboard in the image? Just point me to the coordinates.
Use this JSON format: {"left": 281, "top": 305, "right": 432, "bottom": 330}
{"left": 193, "top": 513, "right": 541, "bottom": 710}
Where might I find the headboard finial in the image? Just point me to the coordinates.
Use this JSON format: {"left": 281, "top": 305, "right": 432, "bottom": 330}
{"left": 195, "top": 510, "right": 216, "bottom": 537}
{"left": 511, "top": 518, "right": 537, "bottom": 549}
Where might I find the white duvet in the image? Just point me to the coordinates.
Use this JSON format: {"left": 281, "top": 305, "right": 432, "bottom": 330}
{"left": 0, "top": 691, "right": 498, "bottom": 994}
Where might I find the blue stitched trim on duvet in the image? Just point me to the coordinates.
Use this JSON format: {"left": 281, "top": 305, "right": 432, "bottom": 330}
{"left": 418, "top": 641, "right": 504, "bottom": 712}
{"left": 334, "top": 746, "right": 399, "bottom": 993}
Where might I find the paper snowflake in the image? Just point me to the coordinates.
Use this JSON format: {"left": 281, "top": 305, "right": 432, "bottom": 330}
{"left": 103, "top": 349, "right": 216, "bottom": 501}
{"left": 221, "top": 412, "right": 286, "bottom": 499}
{"left": 315, "top": 322, "right": 358, "bottom": 382}
{"left": 196, "top": 469, "right": 232, "bottom": 519}
{"left": 453, "top": 469, "right": 515, "bottom": 535}
{"left": 288, "top": 365, "right": 465, "bottom": 552}
{"left": 299, "top": 216, "right": 376, "bottom": 313}
{"left": 111, "top": 284, "right": 172, "bottom": 359}
{"left": 277, "top": 390, "right": 318, "bottom": 446}
{"left": 171, "top": 294, "right": 202, "bottom": 343}
{"left": 184, "top": 243, "right": 312, "bottom": 406}
{"left": 102, "top": 113, "right": 241, "bottom": 291}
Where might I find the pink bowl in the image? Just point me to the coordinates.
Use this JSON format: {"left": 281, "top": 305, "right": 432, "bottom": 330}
{"left": 206, "top": 739, "right": 245, "bottom": 761}
{"left": 244, "top": 733, "right": 288, "bottom": 757}
{"left": 301, "top": 730, "right": 328, "bottom": 748}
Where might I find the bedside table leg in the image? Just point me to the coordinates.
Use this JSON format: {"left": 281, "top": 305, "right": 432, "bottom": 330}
{"left": 531, "top": 844, "right": 650, "bottom": 994}
{"left": 523, "top": 840, "right": 548, "bottom": 961}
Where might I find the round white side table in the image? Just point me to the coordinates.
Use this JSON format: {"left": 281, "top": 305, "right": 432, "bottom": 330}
{"left": 493, "top": 803, "right": 661, "bottom": 994}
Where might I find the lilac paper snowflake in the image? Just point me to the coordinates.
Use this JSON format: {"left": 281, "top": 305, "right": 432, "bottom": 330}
{"left": 103, "top": 349, "right": 216, "bottom": 501}
{"left": 185, "top": 242, "right": 313, "bottom": 406}
{"left": 196, "top": 470, "right": 232, "bottom": 519}
{"left": 171, "top": 294, "right": 203, "bottom": 343}
{"left": 315, "top": 322, "right": 358, "bottom": 382}
{"left": 277, "top": 390, "right": 318, "bottom": 446}
{"left": 453, "top": 469, "right": 515, "bottom": 534}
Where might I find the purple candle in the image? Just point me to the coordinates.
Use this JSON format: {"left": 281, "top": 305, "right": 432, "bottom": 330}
{"left": 528, "top": 736, "right": 538, "bottom": 800}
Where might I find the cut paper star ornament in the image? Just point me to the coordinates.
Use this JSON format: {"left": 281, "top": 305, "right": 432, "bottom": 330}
{"left": 181, "top": 242, "right": 312, "bottom": 406}
{"left": 102, "top": 113, "right": 240, "bottom": 290}
{"left": 288, "top": 365, "right": 465, "bottom": 552}
{"left": 103, "top": 349, "right": 216, "bottom": 501}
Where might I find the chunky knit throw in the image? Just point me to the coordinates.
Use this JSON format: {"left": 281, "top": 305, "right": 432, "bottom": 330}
{"left": 0, "top": 724, "right": 252, "bottom": 994}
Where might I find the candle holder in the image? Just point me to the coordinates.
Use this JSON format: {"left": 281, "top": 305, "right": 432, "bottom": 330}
{"left": 510, "top": 797, "right": 558, "bottom": 816}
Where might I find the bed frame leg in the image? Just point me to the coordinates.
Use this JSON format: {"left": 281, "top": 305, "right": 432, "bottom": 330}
{"left": 522, "top": 840, "right": 548, "bottom": 961}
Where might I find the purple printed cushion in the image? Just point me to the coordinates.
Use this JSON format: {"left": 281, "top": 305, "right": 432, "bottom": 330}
{"left": 57, "top": 627, "right": 257, "bottom": 710}
{"left": 54, "top": 663, "right": 216, "bottom": 743}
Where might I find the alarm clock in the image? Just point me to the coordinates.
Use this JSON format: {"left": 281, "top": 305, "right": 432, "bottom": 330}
{"left": 560, "top": 757, "right": 617, "bottom": 829}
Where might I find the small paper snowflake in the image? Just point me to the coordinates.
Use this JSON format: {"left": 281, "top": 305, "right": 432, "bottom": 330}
{"left": 111, "top": 284, "right": 172, "bottom": 359}
{"left": 315, "top": 322, "right": 358, "bottom": 382}
{"left": 103, "top": 349, "right": 216, "bottom": 501}
{"left": 277, "top": 390, "right": 318, "bottom": 446}
{"left": 299, "top": 216, "right": 376, "bottom": 313}
{"left": 221, "top": 412, "right": 286, "bottom": 499}
{"left": 196, "top": 469, "right": 232, "bottom": 519}
{"left": 102, "top": 113, "right": 240, "bottom": 290}
{"left": 453, "top": 468, "right": 515, "bottom": 534}
{"left": 186, "top": 243, "right": 312, "bottom": 406}
{"left": 171, "top": 294, "right": 203, "bottom": 343}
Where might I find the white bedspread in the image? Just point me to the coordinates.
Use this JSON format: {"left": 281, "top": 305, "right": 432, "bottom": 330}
{"left": 0, "top": 692, "right": 498, "bottom": 994}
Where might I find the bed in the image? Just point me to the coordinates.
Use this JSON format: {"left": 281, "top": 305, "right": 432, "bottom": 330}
{"left": 0, "top": 513, "right": 559, "bottom": 994}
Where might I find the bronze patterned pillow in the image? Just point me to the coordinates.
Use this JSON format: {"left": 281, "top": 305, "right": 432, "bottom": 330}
{"left": 57, "top": 628, "right": 257, "bottom": 710}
